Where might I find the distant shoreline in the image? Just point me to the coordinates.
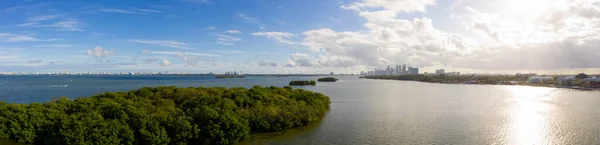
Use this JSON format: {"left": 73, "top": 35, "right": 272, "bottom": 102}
{"left": 360, "top": 75, "right": 600, "bottom": 91}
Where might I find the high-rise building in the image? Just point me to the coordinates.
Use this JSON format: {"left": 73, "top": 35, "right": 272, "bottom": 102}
{"left": 408, "top": 67, "right": 419, "bottom": 75}
{"left": 435, "top": 69, "right": 445, "bottom": 75}
{"left": 402, "top": 64, "right": 407, "bottom": 74}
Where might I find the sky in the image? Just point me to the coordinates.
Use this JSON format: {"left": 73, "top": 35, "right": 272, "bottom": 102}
{"left": 1, "top": 0, "right": 600, "bottom": 74}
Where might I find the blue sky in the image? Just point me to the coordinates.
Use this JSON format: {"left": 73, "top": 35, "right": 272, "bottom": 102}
{"left": 2, "top": 0, "right": 600, "bottom": 74}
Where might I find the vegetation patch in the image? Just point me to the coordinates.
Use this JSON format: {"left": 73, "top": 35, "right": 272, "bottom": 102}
{"left": 289, "top": 80, "right": 316, "bottom": 86}
{"left": 317, "top": 77, "right": 338, "bottom": 82}
{"left": 0, "top": 86, "right": 330, "bottom": 145}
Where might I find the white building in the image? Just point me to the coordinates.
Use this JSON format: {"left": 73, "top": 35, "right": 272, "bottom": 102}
{"left": 557, "top": 76, "right": 576, "bottom": 84}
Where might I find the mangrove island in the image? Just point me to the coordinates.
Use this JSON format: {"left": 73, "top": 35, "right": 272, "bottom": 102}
{"left": 317, "top": 77, "right": 338, "bottom": 82}
{"left": 0, "top": 86, "right": 330, "bottom": 145}
{"left": 289, "top": 80, "right": 317, "bottom": 86}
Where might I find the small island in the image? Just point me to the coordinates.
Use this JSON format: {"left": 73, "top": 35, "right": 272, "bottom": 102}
{"left": 215, "top": 75, "right": 246, "bottom": 78}
{"left": 289, "top": 80, "right": 317, "bottom": 86}
{"left": 317, "top": 77, "right": 338, "bottom": 82}
{"left": 0, "top": 86, "right": 330, "bottom": 145}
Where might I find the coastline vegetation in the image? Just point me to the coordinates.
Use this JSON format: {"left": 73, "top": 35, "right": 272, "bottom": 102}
{"left": 0, "top": 86, "right": 330, "bottom": 145}
{"left": 361, "top": 74, "right": 600, "bottom": 90}
{"left": 289, "top": 80, "right": 316, "bottom": 86}
{"left": 317, "top": 77, "right": 338, "bottom": 82}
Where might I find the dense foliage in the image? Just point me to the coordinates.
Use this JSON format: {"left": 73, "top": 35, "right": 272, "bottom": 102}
{"left": 0, "top": 86, "right": 330, "bottom": 145}
{"left": 289, "top": 80, "right": 316, "bottom": 86}
{"left": 317, "top": 77, "right": 338, "bottom": 82}
{"left": 575, "top": 73, "right": 589, "bottom": 79}
{"left": 361, "top": 74, "right": 531, "bottom": 85}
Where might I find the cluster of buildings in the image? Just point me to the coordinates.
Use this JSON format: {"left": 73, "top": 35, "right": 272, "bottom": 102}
{"left": 222, "top": 71, "right": 243, "bottom": 76}
{"left": 423, "top": 69, "right": 460, "bottom": 76}
{"left": 360, "top": 64, "right": 419, "bottom": 76}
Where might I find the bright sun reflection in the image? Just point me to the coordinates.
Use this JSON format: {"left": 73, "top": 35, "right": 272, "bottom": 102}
{"left": 504, "top": 86, "right": 555, "bottom": 144}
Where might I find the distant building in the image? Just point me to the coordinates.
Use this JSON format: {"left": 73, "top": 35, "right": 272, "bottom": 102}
{"left": 435, "top": 69, "right": 445, "bottom": 75}
{"left": 330, "top": 72, "right": 334, "bottom": 75}
{"left": 557, "top": 76, "right": 576, "bottom": 84}
{"left": 408, "top": 67, "right": 419, "bottom": 75}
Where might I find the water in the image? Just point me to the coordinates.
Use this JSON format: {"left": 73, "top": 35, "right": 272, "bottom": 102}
{"left": 1, "top": 76, "right": 600, "bottom": 144}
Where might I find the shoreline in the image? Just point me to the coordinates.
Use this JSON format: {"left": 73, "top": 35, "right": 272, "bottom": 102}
{"left": 361, "top": 77, "right": 600, "bottom": 91}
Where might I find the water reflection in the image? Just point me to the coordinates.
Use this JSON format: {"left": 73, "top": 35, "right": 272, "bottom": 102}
{"left": 237, "top": 115, "right": 326, "bottom": 145}
{"left": 504, "top": 86, "right": 555, "bottom": 144}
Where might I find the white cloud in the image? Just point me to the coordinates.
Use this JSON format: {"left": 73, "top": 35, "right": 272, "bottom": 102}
{"left": 275, "top": 20, "right": 285, "bottom": 25}
{"left": 252, "top": 31, "right": 296, "bottom": 44}
{"left": 17, "top": 14, "right": 82, "bottom": 31}
{"left": 34, "top": 44, "right": 73, "bottom": 47}
{"left": 214, "top": 34, "right": 242, "bottom": 43}
{"left": 0, "top": 33, "right": 42, "bottom": 42}
{"left": 216, "top": 41, "right": 235, "bottom": 46}
{"left": 259, "top": 60, "right": 278, "bottom": 67}
{"left": 204, "top": 26, "right": 216, "bottom": 30}
{"left": 87, "top": 46, "right": 114, "bottom": 57}
{"left": 97, "top": 8, "right": 161, "bottom": 15}
{"left": 142, "top": 50, "right": 150, "bottom": 53}
{"left": 342, "top": 0, "right": 436, "bottom": 13}
{"left": 160, "top": 58, "right": 172, "bottom": 66}
{"left": 237, "top": 13, "right": 259, "bottom": 23}
{"left": 87, "top": 46, "right": 115, "bottom": 63}
{"left": 295, "top": 0, "right": 600, "bottom": 72}
{"left": 224, "top": 30, "right": 242, "bottom": 34}
{"left": 129, "top": 39, "right": 192, "bottom": 49}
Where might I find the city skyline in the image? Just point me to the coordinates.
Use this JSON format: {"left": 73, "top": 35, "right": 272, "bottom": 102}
{"left": 2, "top": 0, "right": 600, "bottom": 74}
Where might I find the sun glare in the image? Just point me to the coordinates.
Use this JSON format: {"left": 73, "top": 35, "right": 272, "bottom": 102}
{"left": 504, "top": 86, "right": 556, "bottom": 144}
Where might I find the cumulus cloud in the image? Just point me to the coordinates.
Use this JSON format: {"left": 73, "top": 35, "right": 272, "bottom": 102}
{"left": 252, "top": 31, "right": 296, "bottom": 44}
{"left": 296, "top": 0, "right": 600, "bottom": 71}
{"left": 160, "top": 58, "right": 172, "bottom": 66}
{"left": 258, "top": 60, "right": 278, "bottom": 67}
{"left": 87, "top": 46, "right": 114, "bottom": 63}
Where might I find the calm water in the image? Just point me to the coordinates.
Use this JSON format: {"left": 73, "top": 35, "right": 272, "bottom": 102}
{"left": 1, "top": 76, "right": 600, "bottom": 144}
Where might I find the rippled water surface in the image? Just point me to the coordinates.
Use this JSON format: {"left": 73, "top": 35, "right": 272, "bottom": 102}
{"left": 1, "top": 76, "right": 600, "bottom": 144}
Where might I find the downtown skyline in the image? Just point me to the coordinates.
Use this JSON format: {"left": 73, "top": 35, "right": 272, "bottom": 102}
{"left": 2, "top": 0, "right": 600, "bottom": 75}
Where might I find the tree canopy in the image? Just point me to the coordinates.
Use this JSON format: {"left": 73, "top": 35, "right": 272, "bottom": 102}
{"left": 0, "top": 86, "right": 330, "bottom": 145}
{"left": 289, "top": 80, "right": 316, "bottom": 86}
{"left": 576, "top": 73, "right": 589, "bottom": 79}
{"left": 317, "top": 77, "right": 338, "bottom": 82}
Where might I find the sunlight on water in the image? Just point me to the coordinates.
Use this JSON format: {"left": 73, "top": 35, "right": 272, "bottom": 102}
{"left": 504, "top": 86, "right": 555, "bottom": 144}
